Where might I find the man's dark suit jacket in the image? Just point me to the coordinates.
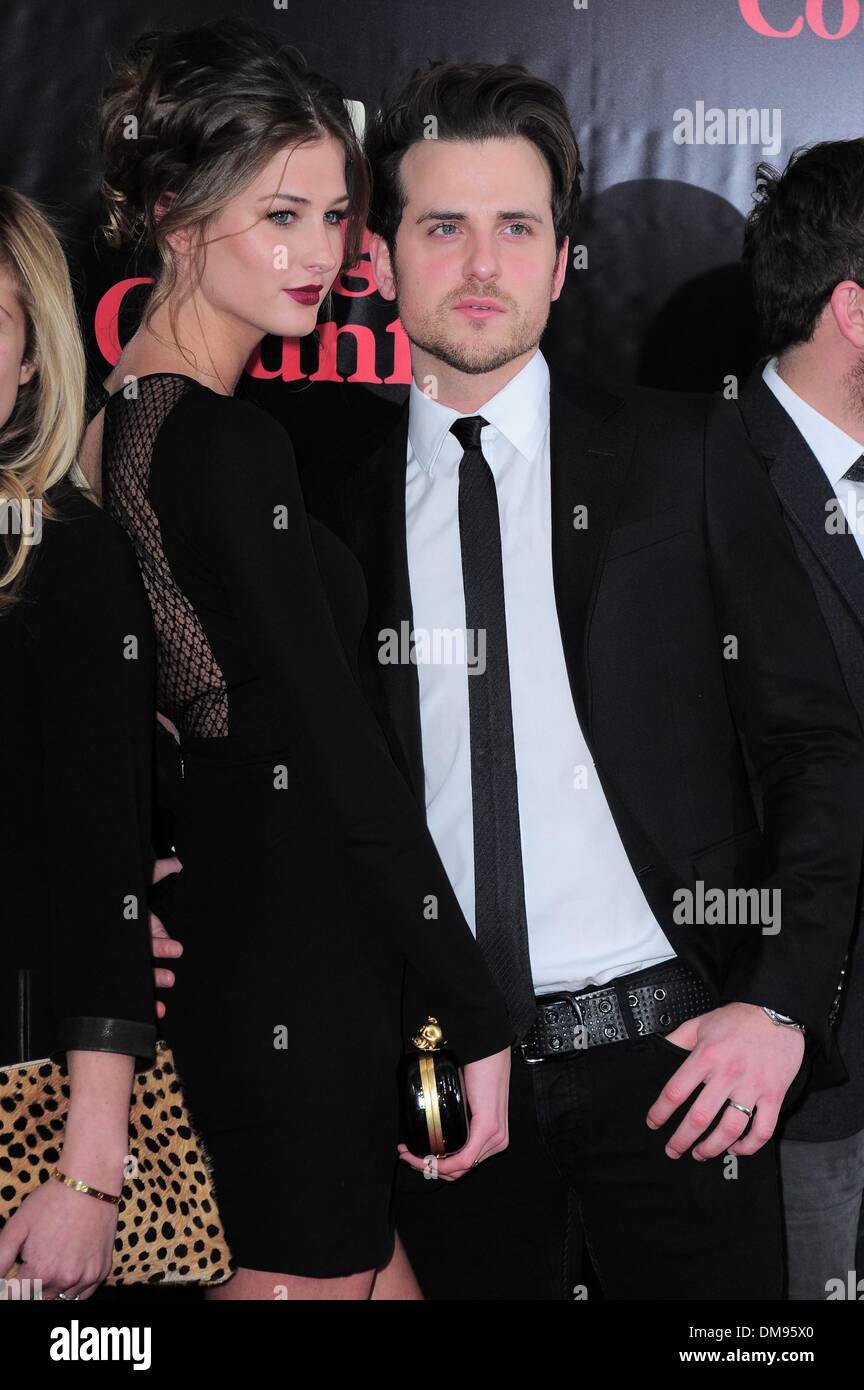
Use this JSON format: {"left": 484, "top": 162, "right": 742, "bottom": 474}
{"left": 298, "top": 371, "right": 864, "bottom": 1100}
{"left": 738, "top": 367, "right": 864, "bottom": 1139}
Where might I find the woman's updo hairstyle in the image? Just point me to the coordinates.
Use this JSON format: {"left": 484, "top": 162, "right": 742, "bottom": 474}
{"left": 96, "top": 17, "right": 369, "bottom": 330}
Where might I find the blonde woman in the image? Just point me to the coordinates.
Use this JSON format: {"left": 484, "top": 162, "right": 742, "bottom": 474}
{"left": 0, "top": 187, "right": 157, "bottom": 1300}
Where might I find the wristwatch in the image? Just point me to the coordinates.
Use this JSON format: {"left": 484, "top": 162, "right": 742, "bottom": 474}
{"left": 762, "top": 1006, "right": 806, "bottom": 1033}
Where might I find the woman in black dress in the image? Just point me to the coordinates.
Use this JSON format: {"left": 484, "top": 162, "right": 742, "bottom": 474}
{"left": 0, "top": 187, "right": 157, "bottom": 1299}
{"left": 87, "top": 21, "right": 513, "bottom": 1298}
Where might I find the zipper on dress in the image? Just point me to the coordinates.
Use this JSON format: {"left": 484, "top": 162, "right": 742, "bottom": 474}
{"left": 16, "top": 967, "right": 31, "bottom": 1060}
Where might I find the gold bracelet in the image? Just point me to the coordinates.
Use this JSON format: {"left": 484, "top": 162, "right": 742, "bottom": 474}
{"left": 49, "top": 1167, "right": 121, "bottom": 1205}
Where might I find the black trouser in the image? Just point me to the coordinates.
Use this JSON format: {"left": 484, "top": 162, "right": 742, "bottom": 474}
{"left": 393, "top": 1018, "right": 785, "bottom": 1300}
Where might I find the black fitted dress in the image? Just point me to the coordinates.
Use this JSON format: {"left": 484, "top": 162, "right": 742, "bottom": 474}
{"left": 95, "top": 373, "right": 513, "bottom": 1278}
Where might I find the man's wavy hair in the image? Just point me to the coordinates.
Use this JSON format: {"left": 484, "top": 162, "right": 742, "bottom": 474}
{"left": 364, "top": 61, "right": 582, "bottom": 257}
{"left": 743, "top": 139, "right": 864, "bottom": 357}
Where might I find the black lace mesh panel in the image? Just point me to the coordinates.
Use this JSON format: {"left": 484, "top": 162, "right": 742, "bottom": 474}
{"left": 100, "top": 375, "right": 229, "bottom": 740}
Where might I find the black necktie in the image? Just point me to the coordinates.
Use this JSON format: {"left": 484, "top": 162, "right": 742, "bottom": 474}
{"left": 842, "top": 454, "right": 864, "bottom": 483}
{"left": 451, "top": 415, "right": 537, "bottom": 1041}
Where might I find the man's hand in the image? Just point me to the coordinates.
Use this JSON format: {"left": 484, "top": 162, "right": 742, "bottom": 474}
{"left": 150, "top": 856, "right": 184, "bottom": 1021}
{"left": 646, "top": 1001, "right": 806, "bottom": 1161}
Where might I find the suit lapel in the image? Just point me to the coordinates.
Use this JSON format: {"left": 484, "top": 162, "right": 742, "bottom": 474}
{"left": 739, "top": 370, "right": 864, "bottom": 636}
{"left": 549, "top": 376, "right": 636, "bottom": 736}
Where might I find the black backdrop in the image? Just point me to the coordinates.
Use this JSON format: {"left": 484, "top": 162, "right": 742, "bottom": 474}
{"left": 3, "top": 0, "right": 864, "bottom": 433}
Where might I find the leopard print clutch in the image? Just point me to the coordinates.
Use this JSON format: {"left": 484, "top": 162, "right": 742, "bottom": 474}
{"left": 0, "top": 1040, "right": 234, "bottom": 1286}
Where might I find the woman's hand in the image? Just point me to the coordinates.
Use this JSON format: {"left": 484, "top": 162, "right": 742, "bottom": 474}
{"left": 0, "top": 1049, "right": 136, "bottom": 1297}
{"left": 397, "top": 1044, "right": 511, "bottom": 1181}
{"left": 0, "top": 1176, "right": 119, "bottom": 1300}
{"left": 150, "top": 854, "right": 184, "bottom": 1019}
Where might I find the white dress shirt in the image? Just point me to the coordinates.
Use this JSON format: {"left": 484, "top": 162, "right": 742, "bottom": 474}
{"left": 404, "top": 349, "right": 676, "bottom": 994}
{"left": 762, "top": 357, "right": 864, "bottom": 559}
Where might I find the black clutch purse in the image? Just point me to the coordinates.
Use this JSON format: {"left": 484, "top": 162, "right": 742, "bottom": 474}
{"left": 398, "top": 1017, "right": 469, "bottom": 1156}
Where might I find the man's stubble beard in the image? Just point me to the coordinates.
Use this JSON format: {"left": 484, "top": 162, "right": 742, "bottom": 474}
{"left": 404, "top": 309, "right": 544, "bottom": 375}
{"left": 392, "top": 261, "right": 553, "bottom": 376}
{"left": 845, "top": 356, "right": 864, "bottom": 428}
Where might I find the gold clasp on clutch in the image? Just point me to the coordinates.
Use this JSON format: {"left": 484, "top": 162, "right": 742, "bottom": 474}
{"left": 411, "top": 1016, "right": 446, "bottom": 1052}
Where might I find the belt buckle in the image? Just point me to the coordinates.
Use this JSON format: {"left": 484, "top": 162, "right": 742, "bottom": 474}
{"left": 520, "top": 992, "right": 585, "bottom": 1064}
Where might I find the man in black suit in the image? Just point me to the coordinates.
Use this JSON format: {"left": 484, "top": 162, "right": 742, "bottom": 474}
{"left": 738, "top": 139, "right": 864, "bottom": 1300}
{"left": 298, "top": 63, "right": 864, "bottom": 1301}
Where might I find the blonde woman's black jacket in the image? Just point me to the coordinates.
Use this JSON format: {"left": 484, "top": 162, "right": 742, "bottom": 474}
{"left": 0, "top": 478, "right": 158, "bottom": 1069}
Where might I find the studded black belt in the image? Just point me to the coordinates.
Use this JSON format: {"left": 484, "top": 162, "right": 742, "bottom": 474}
{"left": 519, "top": 959, "right": 716, "bottom": 1064}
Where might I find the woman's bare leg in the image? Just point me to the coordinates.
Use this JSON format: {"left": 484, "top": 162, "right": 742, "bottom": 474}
{"left": 370, "top": 1232, "right": 424, "bottom": 1300}
{"left": 204, "top": 1266, "right": 376, "bottom": 1301}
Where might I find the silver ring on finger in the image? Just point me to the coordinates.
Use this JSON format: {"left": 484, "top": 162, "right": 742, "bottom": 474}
{"left": 728, "top": 1100, "right": 754, "bottom": 1117}
{"left": 56, "top": 1291, "right": 80, "bottom": 1300}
